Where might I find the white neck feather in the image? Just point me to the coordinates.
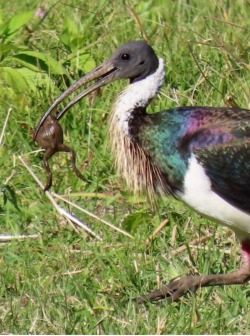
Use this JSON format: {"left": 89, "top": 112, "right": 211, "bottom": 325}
{"left": 110, "top": 58, "right": 165, "bottom": 137}
{"left": 108, "top": 58, "right": 166, "bottom": 197}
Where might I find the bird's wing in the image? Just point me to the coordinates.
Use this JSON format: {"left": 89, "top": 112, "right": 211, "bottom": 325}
{"left": 175, "top": 108, "right": 250, "bottom": 214}
{"left": 195, "top": 140, "right": 250, "bottom": 214}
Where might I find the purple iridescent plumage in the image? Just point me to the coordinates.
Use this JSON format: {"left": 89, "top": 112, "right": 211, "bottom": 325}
{"left": 136, "top": 106, "right": 250, "bottom": 212}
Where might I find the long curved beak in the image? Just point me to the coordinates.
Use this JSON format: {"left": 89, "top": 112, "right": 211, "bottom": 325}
{"left": 34, "top": 61, "right": 118, "bottom": 139}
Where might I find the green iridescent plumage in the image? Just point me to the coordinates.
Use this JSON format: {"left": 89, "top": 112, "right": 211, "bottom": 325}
{"left": 133, "top": 106, "right": 250, "bottom": 212}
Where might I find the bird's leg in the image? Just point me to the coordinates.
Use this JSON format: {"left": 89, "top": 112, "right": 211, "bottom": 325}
{"left": 42, "top": 148, "right": 56, "bottom": 191}
{"left": 137, "top": 239, "right": 250, "bottom": 303}
{"left": 57, "top": 144, "right": 87, "bottom": 183}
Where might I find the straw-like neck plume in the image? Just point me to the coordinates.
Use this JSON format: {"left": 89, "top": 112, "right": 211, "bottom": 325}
{"left": 109, "top": 59, "right": 165, "bottom": 199}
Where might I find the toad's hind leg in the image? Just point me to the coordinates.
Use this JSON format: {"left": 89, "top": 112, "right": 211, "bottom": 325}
{"left": 57, "top": 144, "right": 87, "bottom": 182}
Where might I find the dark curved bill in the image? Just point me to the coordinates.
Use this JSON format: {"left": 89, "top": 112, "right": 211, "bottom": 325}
{"left": 56, "top": 68, "right": 116, "bottom": 121}
{"left": 34, "top": 62, "right": 117, "bottom": 139}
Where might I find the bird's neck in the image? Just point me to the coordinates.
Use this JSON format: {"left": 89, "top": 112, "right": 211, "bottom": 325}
{"left": 110, "top": 58, "right": 165, "bottom": 137}
{"left": 108, "top": 58, "right": 166, "bottom": 198}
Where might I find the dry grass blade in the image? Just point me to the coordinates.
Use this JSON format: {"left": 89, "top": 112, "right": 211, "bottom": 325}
{"left": 0, "top": 234, "right": 40, "bottom": 241}
{"left": 19, "top": 155, "right": 102, "bottom": 241}
{"left": 29, "top": 309, "right": 39, "bottom": 334}
{"left": 126, "top": 4, "right": 149, "bottom": 43}
{"left": 146, "top": 219, "right": 169, "bottom": 245}
{"left": 203, "top": 16, "right": 247, "bottom": 30}
{"left": 53, "top": 193, "right": 133, "bottom": 239}
{"left": 172, "top": 233, "right": 212, "bottom": 255}
{"left": 187, "top": 41, "right": 222, "bottom": 96}
{"left": 0, "top": 107, "right": 12, "bottom": 147}
{"left": 59, "top": 207, "right": 102, "bottom": 240}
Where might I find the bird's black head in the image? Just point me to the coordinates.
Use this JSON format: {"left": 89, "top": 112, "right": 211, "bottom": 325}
{"left": 108, "top": 40, "right": 159, "bottom": 83}
{"left": 35, "top": 40, "right": 160, "bottom": 137}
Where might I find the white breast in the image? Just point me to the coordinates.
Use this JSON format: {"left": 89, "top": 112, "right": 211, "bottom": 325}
{"left": 179, "top": 155, "right": 250, "bottom": 240}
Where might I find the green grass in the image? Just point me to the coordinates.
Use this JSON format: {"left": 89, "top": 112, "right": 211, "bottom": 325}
{"left": 0, "top": 0, "right": 250, "bottom": 334}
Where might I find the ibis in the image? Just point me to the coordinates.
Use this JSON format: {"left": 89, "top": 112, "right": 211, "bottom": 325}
{"left": 35, "top": 41, "right": 250, "bottom": 302}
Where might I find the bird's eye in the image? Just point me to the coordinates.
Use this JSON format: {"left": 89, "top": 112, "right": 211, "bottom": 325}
{"left": 121, "top": 53, "right": 130, "bottom": 61}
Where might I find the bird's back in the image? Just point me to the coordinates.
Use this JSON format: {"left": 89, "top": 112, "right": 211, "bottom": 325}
{"left": 135, "top": 106, "right": 250, "bottom": 235}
